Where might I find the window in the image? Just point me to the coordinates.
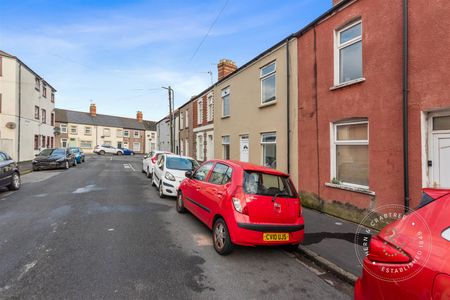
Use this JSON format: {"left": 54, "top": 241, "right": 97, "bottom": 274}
{"left": 207, "top": 94, "right": 214, "bottom": 122}
{"left": 124, "top": 130, "right": 130, "bottom": 137}
{"left": 433, "top": 115, "right": 450, "bottom": 131}
{"left": 197, "top": 99, "right": 203, "bottom": 124}
{"left": 60, "top": 124, "right": 67, "bottom": 133}
{"left": 34, "top": 135, "right": 39, "bottom": 150}
{"left": 166, "top": 157, "right": 199, "bottom": 171}
{"left": 41, "top": 109, "right": 46, "bottom": 124}
{"left": 208, "top": 163, "right": 232, "bottom": 185}
{"left": 134, "top": 131, "right": 140, "bottom": 138}
{"left": 80, "top": 141, "right": 92, "bottom": 148}
{"left": 185, "top": 140, "right": 189, "bottom": 156}
{"left": 261, "top": 132, "right": 276, "bottom": 169}
{"left": 34, "top": 106, "right": 40, "bottom": 120}
{"left": 197, "top": 134, "right": 204, "bottom": 161}
{"left": 35, "top": 78, "right": 40, "bottom": 91}
{"left": 180, "top": 113, "right": 184, "bottom": 130}
{"left": 51, "top": 92, "right": 55, "bottom": 103}
{"left": 0, "top": 94, "right": 2, "bottom": 113}
{"left": 42, "top": 84, "right": 47, "bottom": 98}
{"left": 104, "top": 141, "right": 112, "bottom": 146}
{"left": 51, "top": 113, "right": 54, "bottom": 126}
{"left": 244, "top": 171, "right": 295, "bottom": 197}
{"left": 84, "top": 127, "right": 92, "bottom": 135}
{"left": 70, "top": 125, "right": 78, "bottom": 135}
{"left": 41, "top": 136, "right": 46, "bottom": 148}
{"left": 61, "top": 139, "right": 68, "bottom": 148}
{"left": 133, "top": 142, "right": 141, "bottom": 151}
{"left": 117, "top": 129, "right": 123, "bottom": 137}
{"left": 332, "top": 121, "right": 369, "bottom": 188}
{"left": 0, "top": 57, "right": 2, "bottom": 77}
{"left": 46, "top": 136, "right": 50, "bottom": 148}
{"left": 185, "top": 110, "right": 189, "bottom": 128}
{"left": 193, "top": 162, "right": 214, "bottom": 182}
{"left": 221, "top": 88, "right": 230, "bottom": 117}
{"left": 50, "top": 137, "right": 54, "bottom": 148}
{"left": 260, "top": 62, "right": 276, "bottom": 103}
{"left": 336, "top": 21, "right": 363, "bottom": 84}
{"left": 103, "top": 128, "right": 110, "bottom": 137}
{"left": 222, "top": 136, "right": 230, "bottom": 160}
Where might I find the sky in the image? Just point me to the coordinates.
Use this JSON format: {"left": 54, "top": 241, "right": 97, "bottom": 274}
{"left": 0, "top": 0, "right": 331, "bottom": 121}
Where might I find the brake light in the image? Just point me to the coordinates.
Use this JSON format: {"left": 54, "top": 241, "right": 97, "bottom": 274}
{"left": 367, "top": 236, "right": 411, "bottom": 263}
{"left": 151, "top": 156, "right": 157, "bottom": 164}
{"left": 231, "top": 186, "right": 248, "bottom": 215}
{"left": 298, "top": 196, "right": 303, "bottom": 217}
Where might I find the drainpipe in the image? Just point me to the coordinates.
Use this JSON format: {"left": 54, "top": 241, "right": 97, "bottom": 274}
{"left": 402, "top": 0, "right": 410, "bottom": 212}
{"left": 286, "top": 37, "right": 291, "bottom": 174}
{"left": 18, "top": 63, "right": 22, "bottom": 162}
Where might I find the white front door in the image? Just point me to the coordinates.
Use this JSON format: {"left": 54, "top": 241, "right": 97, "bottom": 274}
{"left": 207, "top": 133, "right": 214, "bottom": 160}
{"left": 432, "top": 133, "right": 450, "bottom": 188}
{"left": 240, "top": 135, "right": 249, "bottom": 162}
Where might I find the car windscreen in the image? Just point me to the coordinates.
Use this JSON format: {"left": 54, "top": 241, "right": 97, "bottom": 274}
{"left": 416, "top": 190, "right": 450, "bottom": 210}
{"left": 166, "top": 157, "right": 199, "bottom": 171}
{"left": 39, "top": 149, "right": 65, "bottom": 156}
{"left": 69, "top": 148, "right": 80, "bottom": 153}
{"left": 243, "top": 171, "right": 296, "bottom": 198}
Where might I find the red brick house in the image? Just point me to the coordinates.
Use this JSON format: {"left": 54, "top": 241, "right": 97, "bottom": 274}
{"left": 296, "top": 0, "right": 450, "bottom": 218}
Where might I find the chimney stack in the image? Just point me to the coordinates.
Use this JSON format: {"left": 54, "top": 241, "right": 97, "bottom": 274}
{"left": 89, "top": 103, "right": 97, "bottom": 117}
{"left": 332, "top": 0, "right": 343, "bottom": 5}
{"left": 217, "top": 59, "right": 237, "bottom": 81}
{"left": 137, "top": 111, "right": 143, "bottom": 122}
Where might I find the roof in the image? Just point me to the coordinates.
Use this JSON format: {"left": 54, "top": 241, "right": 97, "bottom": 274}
{"left": 216, "top": 160, "right": 290, "bottom": 177}
{"left": 55, "top": 108, "right": 156, "bottom": 130}
{"left": 0, "top": 50, "right": 57, "bottom": 91}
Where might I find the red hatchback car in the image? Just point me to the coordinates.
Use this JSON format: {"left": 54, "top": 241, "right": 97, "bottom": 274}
{"left": 355, "top": 189, "right": 450, "bottom": 300}
{"left": 176, "top": 160, "right": 305, "bottom": 255}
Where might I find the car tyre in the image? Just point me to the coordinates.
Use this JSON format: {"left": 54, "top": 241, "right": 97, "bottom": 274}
{"left": 176, "top": 191, "right": 187, "bottom": 214}
{"left": 82, "top": 157, "right": 85, "bottom": 163}
{"left": 146, "top": 167, "right": 152, "bottom": 179}
{"left": 32, "top": 166, "right": 39, "bottom": 172}
{"left": 65, "top": 161, "right": 70, "bottom": 169}
{"left": 117, "top": 151, "right": 122, "bottom": 156}
{"left": 73, "top": 159, "right": 77, "bottom": 167}
{"left": 213, "top": 218, "right": 233, "bottom": 255}
{"left": 151, "top": 178, "right": 156, "bottom": 187}
{"left": 99, "top": 150, "right": 105, "bottom": 155}
{"left": 158, "top": 182, "right": 165, "bottom": 198}
{"left": 7, "top": 172, "right": 21, "bottom": 191}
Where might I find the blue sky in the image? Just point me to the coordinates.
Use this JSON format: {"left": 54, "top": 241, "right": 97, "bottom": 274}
{"left": 0, "top": 0, "right": 331, "bottom": 121}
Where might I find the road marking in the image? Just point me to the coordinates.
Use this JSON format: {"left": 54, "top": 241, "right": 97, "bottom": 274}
{"left": 110, "top": 156, "right": 113, "bottom": 161}
{"left": 335, "top": 222, "right": 343, "bottom": 226}
{"left": 17, "top": 261, "right": 37, "bottom": 280}
{"left": 107, "top": 228, "right": 114, "bottom": 231}
{"left": 124, "top": 164, "right": 130, "bottom": 169}
{"left": 123, "top": 163, "right": 136, "bottom": 171}
{"left": 128, "top": 163, "right": 136, "bottom": 172}
{"left": 73, "top": 184, "right": 103, "bottom": 194}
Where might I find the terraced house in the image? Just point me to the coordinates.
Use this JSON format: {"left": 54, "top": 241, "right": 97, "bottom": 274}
{"left": 0, "top": 50, "right": 56, "bottom": 162}
{"left": 55, "top": 104, "right": 156, "bottom": 154}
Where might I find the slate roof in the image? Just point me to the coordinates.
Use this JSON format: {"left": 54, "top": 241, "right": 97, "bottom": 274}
{"left": 55, "top": 109, "right": 156, "bottom": 131}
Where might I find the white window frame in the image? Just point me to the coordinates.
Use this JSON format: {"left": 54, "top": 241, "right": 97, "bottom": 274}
{"left": 185, "top": 110, "right": 189, "bottom": 128}
{"left": 334, "top": 20, "right": 363, "bottom": 85}
{"left": 260, "top": 132, "right": 277, "bottom": 168}
{"left": 197, "top": 134, "right": 204, "bottom": 161}
{"left": 103, "top": 128, "right": 111, "bottom": 137}
{"left": 134, "top": 131, "right": 140, "bottom": 138}
{"left": 180, "top": 112, "right": 184, "bottom": 130}
{"left": 331, "top": 120, "right": 369, "bottom": 189}
{"left": 260, "top": 62, "right": 276, "bottom": 104}
{"left": 70, "top": 125, "right": 78, "bottom": 135}
{"left": 197, "top": 99, "right": 203, "bottom": 125}
{"left": 221, "top": 87, "right": 230, "bottom": 117}
{"left": 61, "top": 138, "right": 68, "bottom": 148}
{"left": 84, "top": 126, "right": 92, "bottom": 135}
{"left": 124, "top": 130, "right": 130, "bottom": 137}
{"left": 222, "top": 135, "right": 230, "bottom": 160}
{"left": 80, "top": 140, "right": 92, "bottom": 149}
{"left": 207, "top": 94, "right": 214, "bottom": 122}
{"left": 117, "top": 129, "right": 123, "bottom": 138}
{"left": 60, "top": 124, "right": 67, "bottom": 133}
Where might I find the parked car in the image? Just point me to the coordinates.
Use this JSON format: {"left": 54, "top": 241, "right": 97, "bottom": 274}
{"left": 142, "top": 150, "right": 171, "bottom": 178}
{"left": 177, "top": 160, "right": 305, "bottom": 255}
{"left": 120, "top": 148, "right": 135, "bottom": 155}
{"left": 94, "top": 145, "right": 123, "bottom": 155}
{"left": 32, "top": 148, "right": 76, "bottom": 170}
{"left": 355, "top": 188, "right": 450, "bottom": 300}
{"left": 152, "top": 154, "right": 199, "bottom": 198}
{"left": 69, "top": 147, "right": 85, "bottom": 163}
{"left": 0, "top": 151, "right": 20, "bottom": 191}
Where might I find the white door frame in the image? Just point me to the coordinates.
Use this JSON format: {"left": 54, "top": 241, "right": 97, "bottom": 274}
{"left": 427, "top": 110, "right": 450, "bottom": 187}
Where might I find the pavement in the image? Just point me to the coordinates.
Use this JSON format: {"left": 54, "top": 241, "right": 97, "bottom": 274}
{"left": 0, "top": 155, "right": 353, "bottom": 299}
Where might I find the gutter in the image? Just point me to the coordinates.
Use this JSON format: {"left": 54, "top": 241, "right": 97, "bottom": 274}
{"left": 286, "top": 39, "right": 291, "bottom": 174}
{"left": 402, "top": 0, "right": 410, "bottom": 211}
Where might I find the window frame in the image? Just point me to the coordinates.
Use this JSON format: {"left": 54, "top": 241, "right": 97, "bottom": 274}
{"left": 197, "top": 99, "right": 203, "bottom": 125}
{"left": 260, "top": 61, "right": 277, "bottom": 104}
{"left": 208, "top": 163, "right": 233, "bottom": 185}
{"left": 60, "top": 124, "right": 67, "bottom": 133}
{"left": 334, "top": 20, "right": 363, "bottom": 85}
{"left": 80, "top": 140, "right": 92, "bottom": 149}
{"left": 221, "top": 87, "right": 230, "bottom": 118}
{"left": 103, "top": 128, "right": 111, "bottom": 137}
{"left": 123, "top": 130, "right": 130, "bottom": 137}
{"left": 261, "top": 132, "right": 277, "bottom": 168}
{"left": 222, "top": 135, "right": 230, "bottom": 160}
{"left": 34, "top": 106, "right": 40, "bottom": 120}
{"left": 84, "top": 126, "right": 92, "bottom": 136}
{"left": 70, "top": 125, "right": 78, "bottom": 135}
{"left": 41, "top": 109, "right": 46, "bottom": 124}
{"left": 207, "top": 94, "right": 214, "bottom": 122}
{"left": 331, "top": 120, "right": 369, "bottom": 189}
{"left": 42, "top": 84, "right": 47, "bottom": 98}
{"left": 134, "top": 131, "right": 140, "bottom": 138}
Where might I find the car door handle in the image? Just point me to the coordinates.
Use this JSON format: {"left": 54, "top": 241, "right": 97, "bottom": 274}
{"left": 217, "top": 191, "right": 224, "bottom": 197}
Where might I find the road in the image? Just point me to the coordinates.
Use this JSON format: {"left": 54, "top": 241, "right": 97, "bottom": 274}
{"left": 0, "top": 155, "right": 352, "bottom": 299}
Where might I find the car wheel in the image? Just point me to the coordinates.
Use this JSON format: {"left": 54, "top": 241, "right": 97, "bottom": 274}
{"left": 159, "top": 182, "right": 165, "bottom": 198}
{"left": 7, "top": 172, "right": 21, "bottom": 191}
{"left": 32, "top": 166, "right": 38, "bottom": 172}
{"left": 146, "top": 167, "right": 152, "bottom": 179}
{"left": 213, "top": 218, "right": 233, "bottom": 255}
{"left": 82, "top": 157, "right": 85, "bottom": 163}
{"left": 65, "top": 161, "right": 70, "bottom": 169}
{"left": 176, "top": 191, "right": 187, "bottom": 213}
{"left": 73, "top": 159, "right": 77, "bottom": 167}
{"left": 117, "top": 151, "right": 122, "bottom": 156}
{"left": 99, "top": 150, "right": 105, "bottom": 155}
{"left": 151, "top": 178, "right": 156, "bottom": 187}
{"left": 282, "top": 243, "right": 300, "bottom": 252}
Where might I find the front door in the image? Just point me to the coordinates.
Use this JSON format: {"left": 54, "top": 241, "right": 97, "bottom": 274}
{"left": 240, "top": 135, "right": 249, "bottom": 162}
{"left": 432, "top": 133, "right": 450, "bottom": 188}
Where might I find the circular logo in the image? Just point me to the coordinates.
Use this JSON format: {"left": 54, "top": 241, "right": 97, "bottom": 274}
{"left": 354, "top": 204, "right": 433, "bottom": 282}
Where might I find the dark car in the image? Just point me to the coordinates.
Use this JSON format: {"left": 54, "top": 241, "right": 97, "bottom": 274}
{"left": 0, "top": 151, "right": 20, "bottom": 191}
{"left": 69, "top": 147, "right": 85, "bottom": 163}
{"left": 32, "top": 148, "right": 76, "bottom": 171}
{"left": 120, "top": 148, "right": 135, "bottom": 155}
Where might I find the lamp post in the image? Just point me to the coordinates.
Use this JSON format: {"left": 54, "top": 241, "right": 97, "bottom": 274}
{"left": 162, "top": 86, "right": 175, "bottom": 153}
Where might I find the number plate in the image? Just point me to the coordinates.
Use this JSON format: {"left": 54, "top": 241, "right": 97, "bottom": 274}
{"left": 263, "top": 233, "right": 289, "bottom": 242}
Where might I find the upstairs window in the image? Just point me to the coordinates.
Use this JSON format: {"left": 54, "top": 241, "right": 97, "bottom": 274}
{"left": 51, "top": 113, "right": 54, "bottom": 126}
{"left": 60, "top": 124, "right": 67, "bottom": 133}
{"left": 103, "top": 128, "right": 110, "bottom": 137}
{"left": 51, "top": 92, "right": 55, "bottom": 103}
{"left": 207, "top": 94, "right": 214, "bottom": 122}
{"left": 335, "top": 21, "right": 363, "bottom": 84}
{"left": 260, "top": 62, "right": 276, "bottom": 104}
{"left": 41, "top": 109, "right": 46, "bottom": 124}
{"left": 34, "top": 106, "right": 40, "bottom": 120}
{"left": 221, "top": 88, "right": 230, "bottom": 117}
{"left": 42, "top": 84, "right": 47, "bottom": 98}
{"left": 124, "top": 130, "right": 130, "bottom": 137}
{"left": 35, "top": 78, "right": 40, "bottom": 91}
{"left": 180, "top": 112, "right": 184, "bottom": 130}
{"left": 185, "top": 110, "right": 189, "bottom": 128}
{"left": 197, "top": 99, "right": 203, "bottom": 125}
{"left": 84, "top": 127, "right": 92, "bottom": 135}
{"left": 134, "top": 131, "right": 140, "bottom": 138}
{"left": 70, "top": 125, "right": 78, "bottom": 135}
{"left": 117, "top": 129, "right": 123, "bottom": 137}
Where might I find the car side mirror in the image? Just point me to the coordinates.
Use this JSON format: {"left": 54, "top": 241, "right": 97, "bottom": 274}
{"left": 185, "top": 171, "right": 193, "bottom": 179}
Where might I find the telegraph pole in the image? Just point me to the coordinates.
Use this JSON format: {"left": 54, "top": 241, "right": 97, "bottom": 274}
{"left": 162, "top": 86, "right": 174, "bottom": 153}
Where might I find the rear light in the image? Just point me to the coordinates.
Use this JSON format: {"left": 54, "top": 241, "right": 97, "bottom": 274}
{"left": 231, "top": 186, "right": 248, "bottom": 215}
{"left": 151, "top": 156, "right": 157, "bottom": 164}
{"left": 367, "top": 236, "right": 411, "bottom": 263}
{"left": 299, "top": 197, "right": 303, "bottom": 217}
{"left": 432, "top": 274, "right": 450, "bottom": 300}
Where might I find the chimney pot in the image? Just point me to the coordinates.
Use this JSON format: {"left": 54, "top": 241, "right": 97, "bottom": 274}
{"left": 332, "top": 0, "right": 343, "bottom": 5}
{"left": 137, "top": 111, "right": 143, "bottom": 122}
{"left": 89, "top": 103, "right": 97, "bottom": 117}
{"left": 217, "top": 59, "right": 237, "bottom": 81}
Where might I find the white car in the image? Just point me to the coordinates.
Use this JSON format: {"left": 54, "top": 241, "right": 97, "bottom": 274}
{"left": 142, "top": 150, "right": 171, "bottom": 178}
{"left": 152, "top": 154, "right": 199, "bottom": 198}
{"left": 94, "top": 145, "right": 124, "bottom": 155}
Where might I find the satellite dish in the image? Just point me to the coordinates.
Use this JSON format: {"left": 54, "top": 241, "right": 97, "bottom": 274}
{"left": 5, "top": 122, "right": 16, "bottom": 129}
